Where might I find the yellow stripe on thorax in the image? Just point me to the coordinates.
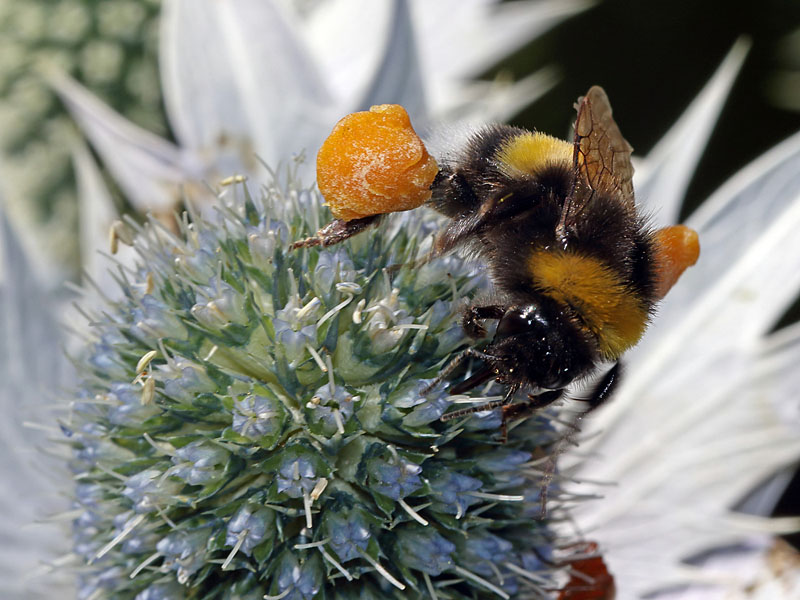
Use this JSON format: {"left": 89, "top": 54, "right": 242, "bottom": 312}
{"left": 527, "top": 249, "right": 649, "bottom": 359}
{"left": 496, "top": 132, "right": 573, "bottom": 177}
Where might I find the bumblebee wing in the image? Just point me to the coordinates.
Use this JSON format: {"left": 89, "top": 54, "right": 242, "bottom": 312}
{"left": 557, "top": 86, "right": 634, "bottom": 240}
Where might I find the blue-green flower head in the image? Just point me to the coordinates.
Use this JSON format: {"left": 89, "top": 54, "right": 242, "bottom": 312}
{"left": 66, "top": 172, "right": 573, "bottom": 599}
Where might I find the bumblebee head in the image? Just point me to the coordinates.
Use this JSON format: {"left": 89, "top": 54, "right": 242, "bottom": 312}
{"left": 491, "top": 303, "right": 592, "bottom": 390}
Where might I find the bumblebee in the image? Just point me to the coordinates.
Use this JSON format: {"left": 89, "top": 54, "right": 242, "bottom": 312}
{"left": 293, "top": 87, "right": 699, "bottom": 419}
{"left": 426, "top": 86, "right": 698, "bottom": 419}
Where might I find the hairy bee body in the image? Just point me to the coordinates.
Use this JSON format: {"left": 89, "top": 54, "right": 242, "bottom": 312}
{"left": 428, "top": 88, "right": 675, "bottom": 409}
{"left": 295, "top": 87, "right": 699, "bottom": 416}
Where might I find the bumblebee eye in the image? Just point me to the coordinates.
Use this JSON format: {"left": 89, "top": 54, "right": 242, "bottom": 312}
{"left": 496, "top": 307, "right": 543, "bottom": 338}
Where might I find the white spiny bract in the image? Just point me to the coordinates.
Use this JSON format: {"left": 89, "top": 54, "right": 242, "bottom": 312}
{"left": 65, "top": 171, "right": 572, "bottom": 599}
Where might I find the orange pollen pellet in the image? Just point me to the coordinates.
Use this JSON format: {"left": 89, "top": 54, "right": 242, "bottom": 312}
{"left": 315, "top": 104, "right": 439, "bottom": 221}
{"left": 653, "top": 224, "right": 700, "bottom": 299}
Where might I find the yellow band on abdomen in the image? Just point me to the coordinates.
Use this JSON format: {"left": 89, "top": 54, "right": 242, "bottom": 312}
{"left": 527, "top": 249, "right": 649, "bottom": 359}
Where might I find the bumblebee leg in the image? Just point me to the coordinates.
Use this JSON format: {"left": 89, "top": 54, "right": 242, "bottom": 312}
{"left": 538, "top": 364, "right": 622, "bottom": 518}
{"left": 579, "top": 362, "right": 621, "bottom": 412}
{"left": 290, "top": 215, "right": 382, "bottom": 250}
{"left": 441, "top": 383, "right": 519, "bottom": 423}
{"left": 421, "top": 347, "right": 496, "bottom": 395}
{"left": 448, "top": 366, "right": 494, "bottom": 395}
{"left": 431, "top": 194, "right": 500, "bottom": 257}
{"left": 505, "top": 389, "right": 564, "bottom": 421}
{"left": 462, "top": 304, "right": 505, "bottom": 338}
{"left": 498, "top": 390, "right": 564, "bottom": 444}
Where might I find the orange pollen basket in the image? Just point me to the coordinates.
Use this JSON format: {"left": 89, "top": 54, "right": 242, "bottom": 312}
{"left": 653, "top": 224, "right": 700, "bottom": 299}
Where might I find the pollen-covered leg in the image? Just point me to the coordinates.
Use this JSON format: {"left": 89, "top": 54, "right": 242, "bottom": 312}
{"left": 653, "top": 224, "right": 700, "bottom": 299}
{"left": 290, "top": 215, "right": 381, "bottom": 250}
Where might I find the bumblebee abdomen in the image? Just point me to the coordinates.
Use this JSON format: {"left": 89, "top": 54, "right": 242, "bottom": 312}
{"left": 526, "top": 249, "right": 650, "bottom": 360}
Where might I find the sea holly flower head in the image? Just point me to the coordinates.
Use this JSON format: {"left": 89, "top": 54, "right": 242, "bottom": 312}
{"left": 64, "top": 168, "right": 579, "bottom": 599}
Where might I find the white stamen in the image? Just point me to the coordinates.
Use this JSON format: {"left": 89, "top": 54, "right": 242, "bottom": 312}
{"left": 453, "top": 565, "right": 509, "bottom": 599}
{"left": 86, "top": 588, "right": 104, "bottom": 600}
{"left": 93, "top": 514, "right": 145, "bottom": 562}
{"left": 319, "top": 546, "right": 353, "bottom": 581}
{"left": 455, "top": 502, "right": 464, "bottom": 520}
{"left": 318, "top": 296, "right": 352, "bottom": 327}
{"left": 156, "top": 506, "right": 177, "bottom": 529}
{"left": 50, "top": 553, "right": 76, "bottom": 567}
{"left": 109, "top": 222, "right": 119, "bottom": 255}
{"left": 392, "top": 324, "right": 428, "bottom": 331}
{"left": 352, "top": 298, "right": 366, "bottom": 324}
{"left": 157, "top": 339, "right": 175, "bottom": 368}
{"left": 136, "top": 350, "right": 158, "bottom": 375}
{"left": 141, "top": 378, "right": 155, "bottom": 405}
{"left": 360, "top": 551, "right": 406, "bottom": 590}
{"left": 489, "top": 560, "right": 505, "bottom": 585}
{"left": 295, "top": 297, "right": 321, "bottom": 321}
{"left": 502, "top": 561, "right": 549, "bottom": 584}
{"left": 332, "top": 409, "right": 345, "bottom": 435}
{"left": 109, "top": 220, "right": 133, "bottom": 250}
{"left": 204, "top": 345, "right": 219, "bottom": 361}
{"left": 303, "top": 490, "right": 313, "bottom": 529}
{"left": 387, "top": 445, "right": 399, "bottom": 462}
{"left": 306, "top": 344, "right": 327, "bottom": 372}
{"left": 130, "top": 551, "right": 162, "bottom": 578}
{"left": 293, "top": 540, "right": 328, "bottom": 550}
{"left": 398, "top": 498, "right": 429, "bottom": 526}
{"left": 42, "top": 509, "right": 85, "bottom": 522}
{"left": 335, "top": 282, "right": 362, "bottom": 294}
{"left": 94, "top": 464, "right": 127, "bottom": 481}
{"left": 22, "top": 422, "right": 61, "bottom": 434}
{"left": 310, "top": 478, "right": 328, "bottom": 501}
{"left": 222, "top": 529, "right": 248, "bottom": 570}
{"left": 263, "top": 589, "right": 291, "bottom": 600}
{"left": 449, "top": 274, "right": 459, "bottom": 302}
{"left": 466, "top": 492, "right": 524, "bottom": 502}
{"left": 423, "top": 572, "right": 438, "bottom": 600}
{"left": 143, "top": 433, "right": 175, "bottom": 456}
{"left": 326, "top": 355, "right": 335, "bottom": 393}
{"left": 219, "top": 174, "right": 247, "bottom": 185}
